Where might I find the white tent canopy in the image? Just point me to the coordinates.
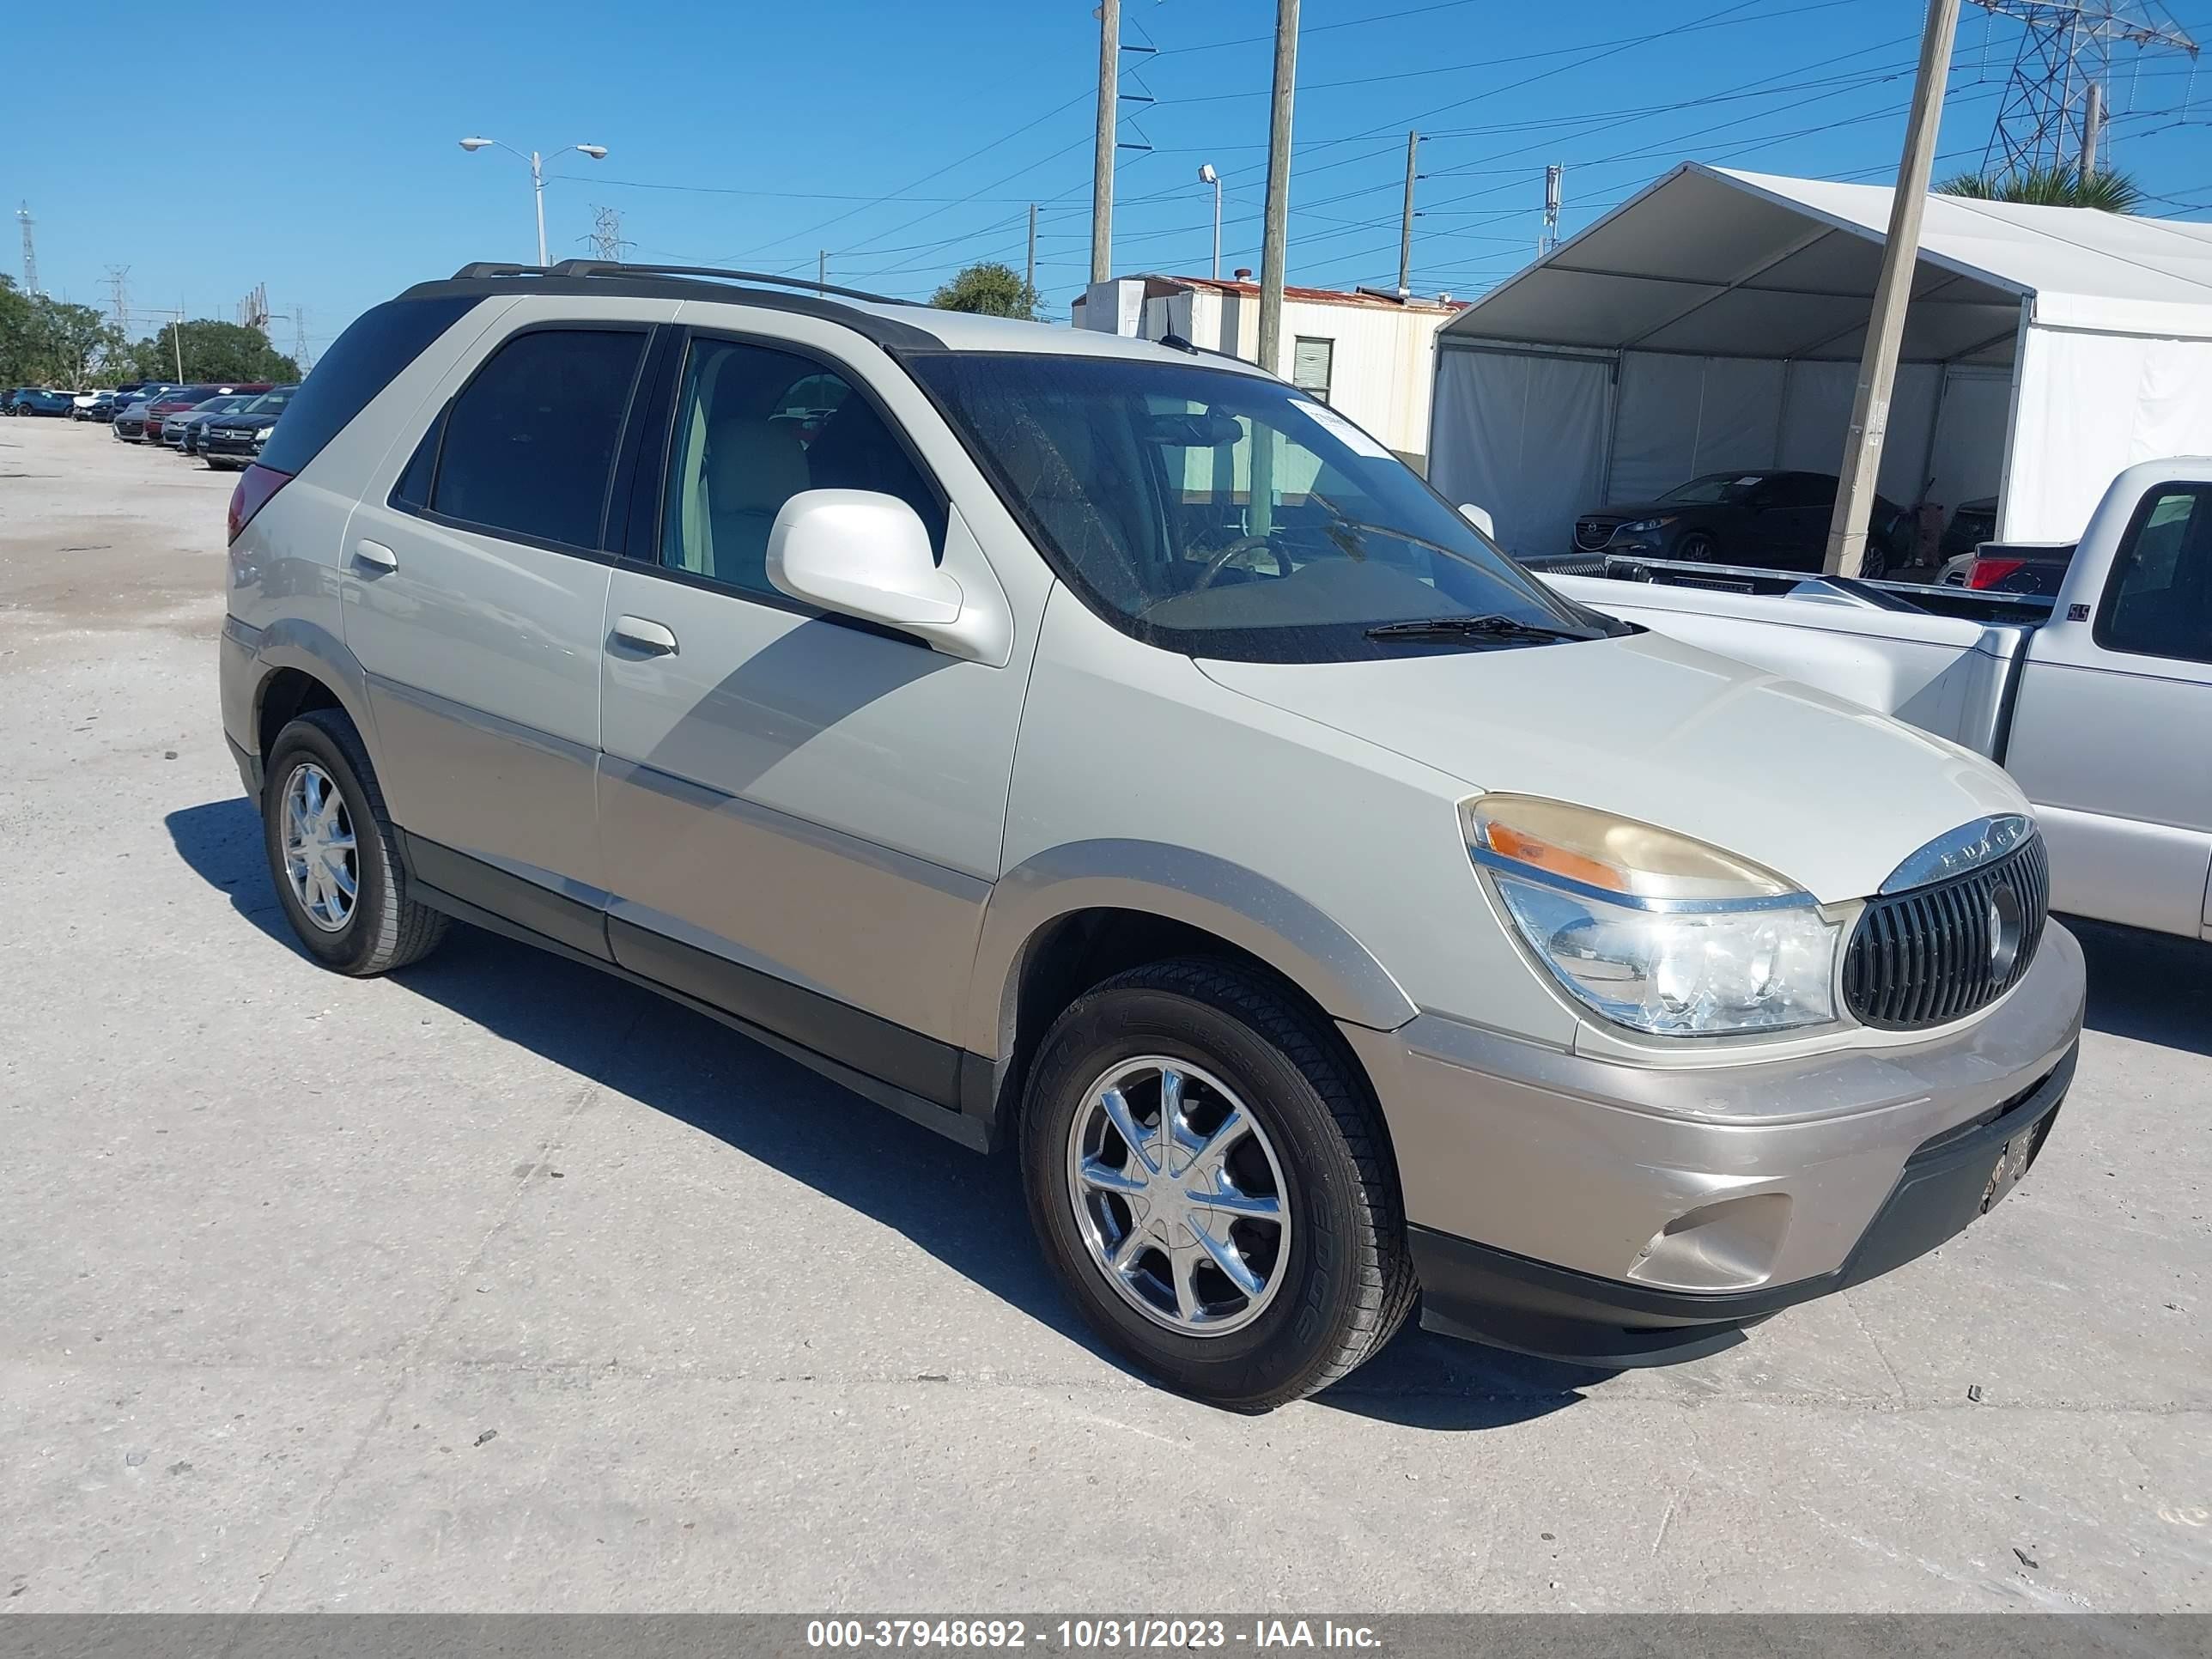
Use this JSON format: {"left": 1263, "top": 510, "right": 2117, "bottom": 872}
{"left": 1429, "top": 163, "right": 2212, "bottom": 558}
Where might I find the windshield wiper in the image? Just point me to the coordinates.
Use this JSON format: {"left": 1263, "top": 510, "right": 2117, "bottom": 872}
{"left": 1364, "top": 613, "right": 1595, "bottom": 644}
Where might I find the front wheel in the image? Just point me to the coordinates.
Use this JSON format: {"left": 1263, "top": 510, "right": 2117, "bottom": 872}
{"left": 261, "top": 709, "right": 448, "bottom": 976}
{"left": 1021, "top": 960, "right": 1416, "bottom": 1411}
{"left": 1674, "top": 530, "right": 1717, "bottom": 562}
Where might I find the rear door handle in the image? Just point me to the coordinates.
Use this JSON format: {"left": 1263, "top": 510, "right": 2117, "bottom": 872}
{"left": 353, "top": 539, "right": 398, "bottom": 572}
{"left": 611, "top": 615, "right": 679, "bottom": 656}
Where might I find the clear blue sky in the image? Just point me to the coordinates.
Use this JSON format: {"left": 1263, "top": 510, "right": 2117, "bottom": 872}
{"left": 12, "top": 0, "right": 2210, "bottom": 354}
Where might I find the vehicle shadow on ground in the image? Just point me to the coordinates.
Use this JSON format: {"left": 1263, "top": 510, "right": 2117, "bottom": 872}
{"left": 167, "top": 793, "right": 1602, "bottom": 1431}
{"left": 2068, "top": 915, "right": 2212, "bottom": 1060}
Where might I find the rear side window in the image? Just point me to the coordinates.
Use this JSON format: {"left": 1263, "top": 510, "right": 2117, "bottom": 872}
{"left": 258, "top": 295, "right": 477, "bottom": 477}
{"left": 429, "top": 328, "right": 647, "bottom": 551}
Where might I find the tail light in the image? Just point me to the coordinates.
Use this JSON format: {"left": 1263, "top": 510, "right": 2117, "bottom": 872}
{"left": 227, "top": 463, "right": 294, "bottom": 544}
{"left": 1967, "top": 556, "right": 2026, "bottom": 590}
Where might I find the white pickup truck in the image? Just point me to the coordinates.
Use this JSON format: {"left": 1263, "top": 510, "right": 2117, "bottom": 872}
{"left": 1537, "top": 459, "right": 2212, "bottom": 943}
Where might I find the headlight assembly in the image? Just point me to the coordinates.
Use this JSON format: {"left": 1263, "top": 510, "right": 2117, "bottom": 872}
{"left": 1616, "top": 515, "right": 1676, "bottom": 536}
{"left": 1462, "top": 794, "right": 1843, "bottom": 1036}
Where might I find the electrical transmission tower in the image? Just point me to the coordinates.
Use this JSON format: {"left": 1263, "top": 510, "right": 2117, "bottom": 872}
{"left": 105, "top": 266, "right": 131, "bottom": 334}
{"left": 1966, "top": 0, "right": 2198, "bottom": 175}
{"left": 290, "top": 307, "right": 312, "bottom": 372}
{"left": 17, "top": 202, "right": 36, "bottom": 295}
{"left": 585, "top": 204, "right": 632, "bottom": 263}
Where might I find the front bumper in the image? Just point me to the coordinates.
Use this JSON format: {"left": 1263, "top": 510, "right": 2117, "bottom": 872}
{"left": 204, "top": 435, "right": 265, "bottom": 460}
{"left": 1340, "top": 922, "right": 2086, "bottom": 1364}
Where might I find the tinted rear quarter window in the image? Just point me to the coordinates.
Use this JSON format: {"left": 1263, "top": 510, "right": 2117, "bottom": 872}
{"left": 428, "top": 328, "right": 647, "bottom": 551}
{"left": 258, "top": 295, "right": 477, "bottom": 477}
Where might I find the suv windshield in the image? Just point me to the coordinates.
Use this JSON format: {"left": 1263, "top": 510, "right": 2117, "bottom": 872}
{"left": 910, "top": 352, "right": 1609, "bottom": 663}
{"left": 238, "top": 389, "right": 294, "bottom": 418}
{"left": 1662, "top": 473, "right": 1765, "bottom": 505}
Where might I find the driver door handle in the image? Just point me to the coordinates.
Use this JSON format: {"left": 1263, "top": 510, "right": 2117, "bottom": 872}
{"left": 353, "top": 538, "right": 398, "bottom": 572}
{"left": 612, "top": 615, "right": 679, "bottom": 656}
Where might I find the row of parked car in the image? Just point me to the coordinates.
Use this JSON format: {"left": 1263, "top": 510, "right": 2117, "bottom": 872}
{"left": 26, "top": 380, "right": 300, "bottom": 470}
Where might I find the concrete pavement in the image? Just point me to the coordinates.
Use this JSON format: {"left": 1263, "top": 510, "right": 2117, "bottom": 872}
{"left": 1, "top": 416, "right": 2206, "bottom": 1613}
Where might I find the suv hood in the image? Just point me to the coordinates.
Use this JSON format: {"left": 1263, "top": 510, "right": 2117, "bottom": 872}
{"left": 1196, "top": 630, "right": 2027, "bottom": 905}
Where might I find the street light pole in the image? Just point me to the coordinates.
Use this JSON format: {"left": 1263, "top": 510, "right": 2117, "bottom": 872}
{"left": 1821, "top": 0, "right": 1960, "bottom": 577}
{"left": 459, "top": 137, "right": 609, "bottom": 267}
{"left": 1199, "top": 164, "right": 1221, "bottom": 279}
{"left": 531, "top": 151, "right": 548, "bottom": 268}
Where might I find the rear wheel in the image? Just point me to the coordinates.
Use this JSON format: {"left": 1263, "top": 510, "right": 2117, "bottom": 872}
{"left": 1021, "top": 960, "right": 1416, "bottom": 1411}
{"left": 261, "top": 709, "right": 448, "bottom": 976}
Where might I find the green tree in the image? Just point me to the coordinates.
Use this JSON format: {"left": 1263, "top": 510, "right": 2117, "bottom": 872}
{"left": 1937, "top": 163, "right": 2142, "bottom": 213}
{"left": 28, "top": 297, "right": 122, "bottom": 387}
{"left": 0, "top": 274, "right": 37, "bottom": 387}
{"left": 930, "top": 261, "right": 1037, "bottom": 319}
{"left": 115, "top": 318, "right": 301, "bottom": 385}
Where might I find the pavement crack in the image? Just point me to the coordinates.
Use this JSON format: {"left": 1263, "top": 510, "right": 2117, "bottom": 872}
{"left": 241, "top": 1001, "right": 650, "bottom": 1611}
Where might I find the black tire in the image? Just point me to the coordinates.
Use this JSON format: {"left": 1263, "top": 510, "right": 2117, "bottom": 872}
{"left": 1020, "top": 959, "right": 1417, "bottom": 1412}
{"left": 261, "top": 708, "right": 448, "bottom": 976}
{"left": 1674, "top": 530, "right": 1717, "bottom": 562}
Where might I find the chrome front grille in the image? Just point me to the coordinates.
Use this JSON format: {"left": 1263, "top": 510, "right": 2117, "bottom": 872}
{"left": 1573, "top": 519, "right": 1613, "bottom": 551}
{"left": 1843, "top": 836, "right": 2050, "bottom": 1030}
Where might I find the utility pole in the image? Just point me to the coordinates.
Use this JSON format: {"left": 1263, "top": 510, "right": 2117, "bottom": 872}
{"left": 171, "top": 306, "right": 185, "bottom": 382}
{"left": 2080, "top": 78, "right": 2104, "bottom": 178}
{"left": 1091, "top": 0, "right": 1121, "bottom": 284}
{"left": 1396, "top": 131, "right": 1419, "bottom": 298}
{"left": 1541, "top": 165, "right": 1565, "bottom": 256}
{"left": 817, "top": 250, "right": 827, "bottom": 295}
{"left": 1824, "top": 0, "right": 1962, "bottom": 578}
{"left": 1255, "top": 0, "right": 1299, "bottom": 379}
{"left": 1025, "top": 202, "right": 1038, "bottom": 313}
{"left": 1252, "top": 0, "right": 1299, "bottom": 541}
{"left": 17, "top": 203, "right": 36, "bottom": 295}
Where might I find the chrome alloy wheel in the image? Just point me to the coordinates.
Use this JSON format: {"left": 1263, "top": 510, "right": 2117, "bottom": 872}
{"left": 1065, "top": 1057, "right": 1291, "bottom": 1336}
{"left": 280, "top": 762, "right": 358, "bottom": 933}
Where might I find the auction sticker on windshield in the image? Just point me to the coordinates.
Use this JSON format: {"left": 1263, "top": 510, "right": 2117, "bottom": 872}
{"left": 1297, "top": 399, "right": 1395, "bottom": 462}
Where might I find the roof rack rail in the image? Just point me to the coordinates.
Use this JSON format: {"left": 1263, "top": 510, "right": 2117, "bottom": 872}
{"left": 446, "top": 258, "right": 908, "bottom": 308}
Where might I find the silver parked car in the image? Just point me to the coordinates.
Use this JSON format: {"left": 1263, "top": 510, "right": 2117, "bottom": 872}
{"left": 218, "top": 261, "right": 2083, "bottom": 1408}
